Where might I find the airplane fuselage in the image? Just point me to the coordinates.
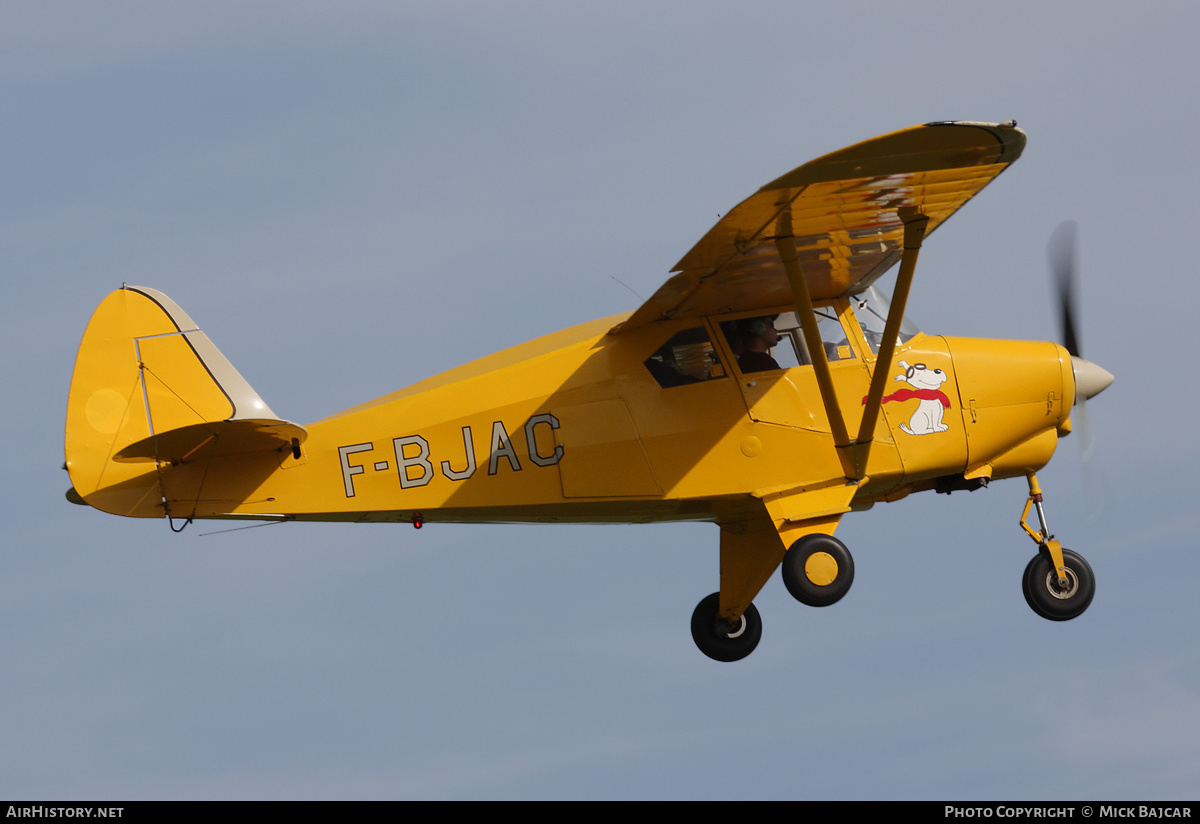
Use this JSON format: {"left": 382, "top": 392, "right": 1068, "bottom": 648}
{"left": 91, "top": 299, "right": 1071, "bottom": 529}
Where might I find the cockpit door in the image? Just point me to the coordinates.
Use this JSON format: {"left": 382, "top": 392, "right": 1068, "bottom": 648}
{"left": 726, "top": 301, "right": 873, "bottom": 435}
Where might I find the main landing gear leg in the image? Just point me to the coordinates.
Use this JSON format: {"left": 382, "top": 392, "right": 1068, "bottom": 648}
{"left": 1019, "top": 472, "right": 1095, "bottom": 621}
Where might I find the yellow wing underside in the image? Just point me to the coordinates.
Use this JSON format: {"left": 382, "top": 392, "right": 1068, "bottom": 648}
{"left": 613, "top": 120, "right": 1026, "bottom": 334}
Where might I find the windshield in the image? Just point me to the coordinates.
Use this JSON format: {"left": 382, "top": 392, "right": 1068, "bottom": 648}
{"left": 850, "top": 285, "right": 920, "bottom": 354}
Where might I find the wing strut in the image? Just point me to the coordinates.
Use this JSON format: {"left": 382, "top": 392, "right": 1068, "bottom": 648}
{"left": 854, "top": 207, "right": 929, "bottom": 474}
{"left": 774, "top": 215, "right": 852, "bottom": 476}
{"left": 774, "top": 206, "right": 929, "bottom": 480}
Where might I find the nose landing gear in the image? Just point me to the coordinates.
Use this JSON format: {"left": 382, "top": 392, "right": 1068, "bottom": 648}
{"left": 1019, "top": 473, "right": 1095, "bottom": 621}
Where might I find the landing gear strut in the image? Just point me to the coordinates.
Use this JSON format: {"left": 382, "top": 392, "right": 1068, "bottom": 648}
{"left": 1019, "top": 473, "right": 1095, "bottom": 621}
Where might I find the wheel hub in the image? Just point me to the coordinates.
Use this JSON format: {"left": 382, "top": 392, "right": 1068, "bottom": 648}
{"left": 719, "top": 615, "right": 748, "bottom": 639}
{"left": 804, "top": 551, "right": 839, "bottom": 586}
{"left": 1043, "top": 567, "right": 1079, "bottom": 600}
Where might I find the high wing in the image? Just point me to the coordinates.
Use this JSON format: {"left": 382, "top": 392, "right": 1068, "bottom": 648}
{"left": 612, "top": 120, "right": 1025, "bottom": 334}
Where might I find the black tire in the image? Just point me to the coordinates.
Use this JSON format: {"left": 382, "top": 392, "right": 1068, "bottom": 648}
{"left": 690, "top": 592, "right": 762, "bottom": 662}
{"left": 1023, "top": 547, "right": 1095, "bottom": 621}
{"left": 781, "top": 534, "right": 854, "bottom": 607}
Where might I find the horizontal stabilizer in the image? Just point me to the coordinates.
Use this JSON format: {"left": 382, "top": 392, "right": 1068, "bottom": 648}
{"left": 114, "top": 419, "right": 306, "bottom": 462}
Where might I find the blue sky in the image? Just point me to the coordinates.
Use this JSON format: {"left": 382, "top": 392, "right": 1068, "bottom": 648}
{"left": 4, "top": 1, "right": 1199, "bottom": 799}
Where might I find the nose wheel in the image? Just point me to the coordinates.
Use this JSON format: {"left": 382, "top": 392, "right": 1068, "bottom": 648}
{"left": 1019, "top": 473, "right": 1095, "bottom": 621}
{"left": 1023, "top": 547, "right": 1095, "bottom": 620}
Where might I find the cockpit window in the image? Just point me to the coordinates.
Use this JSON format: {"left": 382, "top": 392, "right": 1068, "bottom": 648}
{"left": 812, "top": 307, "right": 855, "bottom": 362}
{"left": 644, "top": 327, "right": 726, "bottom": 388}
{"left": 727, "top": 308, "right": 856, "bottom": 373}
{"left": 850, "top": 285, "right": 920, "bottom": 354}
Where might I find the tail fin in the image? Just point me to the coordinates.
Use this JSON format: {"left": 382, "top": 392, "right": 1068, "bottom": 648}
{"left": 65, "top": 286, "right": 306, "bottom": 518}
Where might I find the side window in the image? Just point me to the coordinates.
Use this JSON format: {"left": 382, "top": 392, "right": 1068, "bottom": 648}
{"left": 727, "top": 308, "right": 856, "bottom": 375}
{"left": 770, "top": 314, "right": 805, "bottom": 368}
{"left": 813, "top": 306, "right": 854, "bottom": 362}
{"left": 644, "top": 327, "right": 726, "bottom": 388}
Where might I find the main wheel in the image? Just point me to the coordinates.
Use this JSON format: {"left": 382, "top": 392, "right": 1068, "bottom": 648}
{"left": 781, "top": 534, "right": 854, "bottom": 607}
{"left": 1022, "top": 548, "right": 1095, "bottom": 621}
{"left": 690, "top": 592, "right": 761, "bottom": 662}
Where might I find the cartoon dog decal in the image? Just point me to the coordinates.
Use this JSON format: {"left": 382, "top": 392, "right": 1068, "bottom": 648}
{"left": 876, "top": 360, "right": 951, "bottom": 435}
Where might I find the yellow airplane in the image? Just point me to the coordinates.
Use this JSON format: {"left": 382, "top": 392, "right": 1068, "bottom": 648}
{"left": 64, "top": 120, "right": 1113, "bottom": 661}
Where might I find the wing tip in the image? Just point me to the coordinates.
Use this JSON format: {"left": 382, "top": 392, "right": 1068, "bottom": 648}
{"left": 924, "top": 119, "right": 1027, "bottom": 161}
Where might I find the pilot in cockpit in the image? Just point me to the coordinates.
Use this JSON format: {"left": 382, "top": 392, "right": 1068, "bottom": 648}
{"left": 736, "top": 315, "right": 781, "bottom": 373}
